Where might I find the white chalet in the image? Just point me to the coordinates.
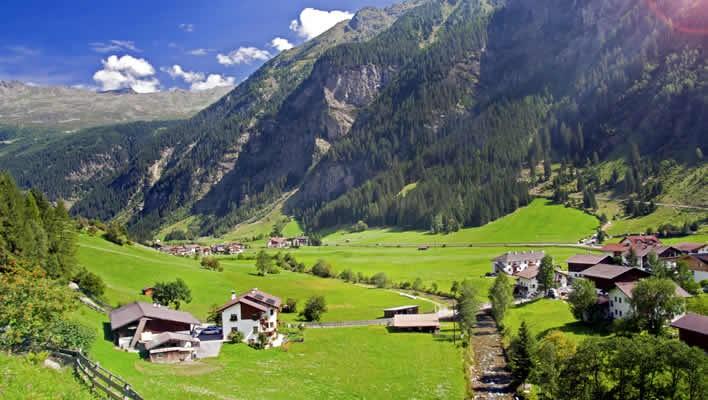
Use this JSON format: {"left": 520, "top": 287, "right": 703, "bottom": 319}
{"left": 493, "top": 251, "right": 545, "bottom": 275}
{"left": 217, "top": 289, "right": 284, "bottom": 348}
{"left": 608, "top": 280, "right": 692, "bottom": 321}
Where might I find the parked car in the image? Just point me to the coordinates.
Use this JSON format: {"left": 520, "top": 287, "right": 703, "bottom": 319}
{"left": 200, "top": 326, "right": 223, "bottom": 336}
{"left": 546, "top": 289, "right": 558, "bottom": 299}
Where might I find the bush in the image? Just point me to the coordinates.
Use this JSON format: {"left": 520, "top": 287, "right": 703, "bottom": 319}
{"left": 73, "top": 267, "right": 106, "bottom": 298}
{"left": 339, "top": 268, "right": 356, "bottom": 282}
{"left": 228, "top": 330, "right": 244, "bottom": 344}
{"left": 50, "top": 320, "right": 96, "bottom": 351}
{"left": 311, "top": 260, "right": 334, "bottom": 278}
{"left": 165, "top": 229, "right": 188, "bottom": 241}
{"left": 103, "top": 222, "right": 129, "bottom": 246}
{"left": 351, "top": 220, "right": 368, "bottom": 232}
{"left": 300, "top": 296, "right": 327, "bottom": 322}
{"left": 371, "top": 272, "right": 390, "bottom": 288}
{"left": 283, "top": 298, "right": 298, "bottom": 313}
{"left": 200, "top": 257, "right": 223, "bottom": 272}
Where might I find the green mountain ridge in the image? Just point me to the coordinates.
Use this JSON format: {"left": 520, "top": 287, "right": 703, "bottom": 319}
{"left": 0, "top": 0, "right": 705, "bottom": 241}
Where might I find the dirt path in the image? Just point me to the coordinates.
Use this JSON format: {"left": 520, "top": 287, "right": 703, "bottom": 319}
{"left": 469, "top": 310, "right": 514, "bottom": 399}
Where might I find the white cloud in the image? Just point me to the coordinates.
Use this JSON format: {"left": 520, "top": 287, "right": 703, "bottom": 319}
{"left": 217, "top": 47, "right": 271, "bottom": 66}
{"left": 162, "top": 65, "right": 204, "bottom": 83}
{"left": 90, "top": 40, "right": 141, "bottom": 53}
{"left": 190, "top": 74, "right": 235, "bottom": 91}
{"left": 92, "top": 55, "right": 159, "bottom": 93}
{"left": 270, "top": 37, "right": 294, "bottom": 52}
{"left": 187, "top": 48, "right": 212, "bottom": 56}
{"left": 290, "top": 8, "right": 354, "bottom": 40}
{"left": 179, "top": 23, "right": 195, "bottom": 33}
{"left": 162, "top": 64, "right": 234, "bottom": 91}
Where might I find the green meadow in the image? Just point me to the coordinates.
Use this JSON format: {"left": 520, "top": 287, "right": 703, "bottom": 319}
{"left": 322, "top": 199, "right": 599, "bottom": 246}
{"left": 73, "top": 308, "right": 465, "bottom": 400}
{"left": 77, "top": 234, "right": 433, "bottom": 321}
{"left": 0, "top": 353, "right": 95, "bottom": 400}
{"left": 279, "top": 245, "right": 597, "bottom": 301}
{"left": 502, "top": 299, "right": 611, "bottom": 344}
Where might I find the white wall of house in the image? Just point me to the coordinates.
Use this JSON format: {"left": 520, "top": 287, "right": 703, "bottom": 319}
{"left": 221, "top": 303, "right": 280, "bottom": 344}
{"left": 517, "top": 277, "right": 538, "bottom": 295}
{"left": 494, "top": 261, "right": 533, "bottom": 275}
{"left": 608, "top": 288, "right": 633, "bottom": 319}
{"left": 691, "top": 270, "right": 708, "bottom": 283}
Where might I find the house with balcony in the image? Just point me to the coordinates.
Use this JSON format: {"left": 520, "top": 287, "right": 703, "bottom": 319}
{"left": 217, "top": 289, "right": 284, "bottom": 348}
{"left": 109, "top": 302, "right": 200, "bottom": 352}
{"left": 492, "top": 251, "right": 545, "bottom": 275}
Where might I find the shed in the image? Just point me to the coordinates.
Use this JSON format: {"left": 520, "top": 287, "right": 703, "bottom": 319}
{"left": 383, "top": 305, "right": 419, "bottom": 318}
{"left": 390, "top": 313, "right": 440, "bottom": 333}
{"left": 145, "top": 332, "right": 199, "bottom": 364}
{"left": 671, "top": 313, "right": 708, "bottom": 351}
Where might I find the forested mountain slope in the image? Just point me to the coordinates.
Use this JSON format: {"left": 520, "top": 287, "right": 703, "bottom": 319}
{"left": 2, "top": 0, "right": 705, "bottom": 241}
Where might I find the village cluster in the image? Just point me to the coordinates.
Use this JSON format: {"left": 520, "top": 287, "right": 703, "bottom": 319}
{"left": 155, "top": 236, "right": 311, "bottom": 257}
{"left": 493, "top": 235, "right": 707, "bottom": 349}
{"left": 105, "top": 234, "right": 706, "bottom": 367}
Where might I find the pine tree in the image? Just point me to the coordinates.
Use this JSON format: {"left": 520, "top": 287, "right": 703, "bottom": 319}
{"left": 509, "top": 321, "right": 535, "bottom": 383}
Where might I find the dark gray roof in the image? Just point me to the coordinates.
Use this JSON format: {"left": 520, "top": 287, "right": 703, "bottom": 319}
{"left": 109, "top": 302, "right": 200, "bottom": 331}
{"left": 580, "top": 264, "right": 634, "bottom": 280}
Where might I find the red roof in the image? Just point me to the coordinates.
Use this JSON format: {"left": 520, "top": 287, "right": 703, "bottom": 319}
{"left": 622, "top": 235, "right": 661, "bottom": 246}
{"left": 671, "top": 313, "right": 708, "bottom": 335}
{"left": 601, "top": 244, "right": 627, "bottom": 253}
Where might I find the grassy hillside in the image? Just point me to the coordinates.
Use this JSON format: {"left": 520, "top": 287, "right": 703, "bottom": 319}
{"left": 322, "top": 199, "right": 599, "bottom": 245}
{"left": 0, "top": 353, "right": 94, "bottom": 400}
{"left": 77, "top": 234, "right": 432, "bottom": 321}
{"left": 73, "top": 307, "right": 464, "bottom": 400}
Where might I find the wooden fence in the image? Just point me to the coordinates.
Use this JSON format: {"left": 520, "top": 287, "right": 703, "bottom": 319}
{"left": 52, "top": 349, "right": 143, "bottom": 400}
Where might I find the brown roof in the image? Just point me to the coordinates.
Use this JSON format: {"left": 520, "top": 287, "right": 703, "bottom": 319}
{"left": 109, "top": 302, "right": 200, "bottom": 331}
{"left": 681, "top": 254, "right": 708, "bottom": 272}
{"left": 601, "top": 244, "right": 627, "bottom": 252}
{"left": 580, "top": 264, "right": 634, "bottom": 280}
{"left": 514, "top": 265, "right": 539, "bottom": 280}
{"left": 622, "top": 235, "right": 661, "bottom": 246}
{"left": 144, "top": 332, "right": 199, "bottom": 350}
{"left": 674, "top": 243, "right": 708, "bottom": 253}
{"left": 494, "top": 251, "right": 545, "bottom": 263}
{"left": 671, "top": 313, "right": 708, "bottom": 335}
{"left": 614, "top": 280, "right": 692, "bottom": 299}
{"left": 391, "top": 313, "right": 440, "bottom": 328}
{"left": 567, "top": 254, "right": 611, "bottom": 265}
{"left": 216, "top": 288, "right": 282, "bottom": 312}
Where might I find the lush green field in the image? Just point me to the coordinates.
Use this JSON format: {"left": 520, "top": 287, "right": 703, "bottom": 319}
{"left": 73, "top": 308, "right": 465, "bottom": 400}
{"left": 281, "top": 245, "right": 596, "bottom": 301}
{"left": 322, "top": 199, "right": 599, "bottom": 246}
{"left": 502, "top": 299, "right": 610, "bottom": 343}
{"left": 0, "top": 353, "right": 94, "bottom": 400}
{"left": 77, "top": 234, "right": 432, "bottom": 321}
{"left": 606, "top": 206, "right": 707, "bottom": 237}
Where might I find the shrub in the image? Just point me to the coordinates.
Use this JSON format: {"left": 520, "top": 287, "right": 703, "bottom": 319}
{"left": 339, "top": 268, "right": 356, "bottom": 282}
{"left": 311, "top": 260, "right": 334, "bottom": 278}
{"left": 73, "top": 267, "right": 106, "bottom": 298}
{"left": 371, "top": 272, "right": 390, "bottom": 288}
{"left": 103, "top": 222, "right": 129, "bottom": 246}
{"left": 200, "top": 257, "right": 223, "bottom": 272}
{"left": 300, "top": 296, "right": 327, "bottom": 322}
{"left": 283, "top": 298, "right": 298, "bottom": 313}
{"left": 50, "top": 320, "right": 96, "bottom": 351}
{"left": 228, "top": 330, "right": 244, "bottom": 344}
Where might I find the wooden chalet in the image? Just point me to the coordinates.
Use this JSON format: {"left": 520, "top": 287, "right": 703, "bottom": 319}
{"left": 671, "top": 313, "right": 708, "bottom": 352}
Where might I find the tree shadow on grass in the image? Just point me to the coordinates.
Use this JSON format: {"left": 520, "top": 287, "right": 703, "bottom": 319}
{"left": 538, "top": 321, "right": 612, "bottom": 340}
{"left": 102, "top": 322, "right": 113, "bottom": 342}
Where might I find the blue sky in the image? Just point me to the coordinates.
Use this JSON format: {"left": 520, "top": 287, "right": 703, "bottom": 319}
{"left": 0, "top": 0, "right": 398, "bottom": 92}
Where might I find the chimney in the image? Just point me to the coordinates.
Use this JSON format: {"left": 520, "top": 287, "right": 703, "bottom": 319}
{"left": 231, "top": 290, "right": 237, "bottom": 300}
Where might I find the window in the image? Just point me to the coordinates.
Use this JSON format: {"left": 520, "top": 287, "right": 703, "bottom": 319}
{"left": 230, "top": 314, "right": 238, "bottom": 322}
{"left": 270, "top": 309, "right": 274, "bottom": 316}
{"left": 252, "top": 327, "right": 258, "bottom": 334}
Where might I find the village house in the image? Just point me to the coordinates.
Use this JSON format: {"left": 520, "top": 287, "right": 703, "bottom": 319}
{"left": 513, "top": 265, "right": 568, "bottom": 298}
{"left": 383, "top": 305, "right": 419, "bottom": 318}
{"left": 566, "top": 254, "right": 614, "bottom": 279}
{"left": 217, "top": 289, "right": 284, "bottom": 348}
{"left": 492, "top": 251, "right": 545, "bottom": 275}
{"left": 673, "top": 242, "right": 708, "bottom": 255}
{"left": 678, "top": 253, "right": 708, "bottom": 282}
{"left": 267, "top": 237, "right": 289, "bottom": 249}
{"left": 608, "top": 280, "right": 691, "bottom": 320}
{"left": 144, "top": 332, "right": 200, "bottom": 364}
{"left": 389, "top": 313, "right": 440, "bottom": 333}
{"left": 109, "top": 302, "right": 200, "bottom": 352}
{"left": 288, "top": 236, "right": 310, "bottom": 247}
{"left": 577, "top": 264, "right": 650, "bottom": 292}
{"left": 600, "top": 235, "right": 683, "bottom": 270}
{"left": 671, "top": 313, "right": 708, "bottom": 351}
